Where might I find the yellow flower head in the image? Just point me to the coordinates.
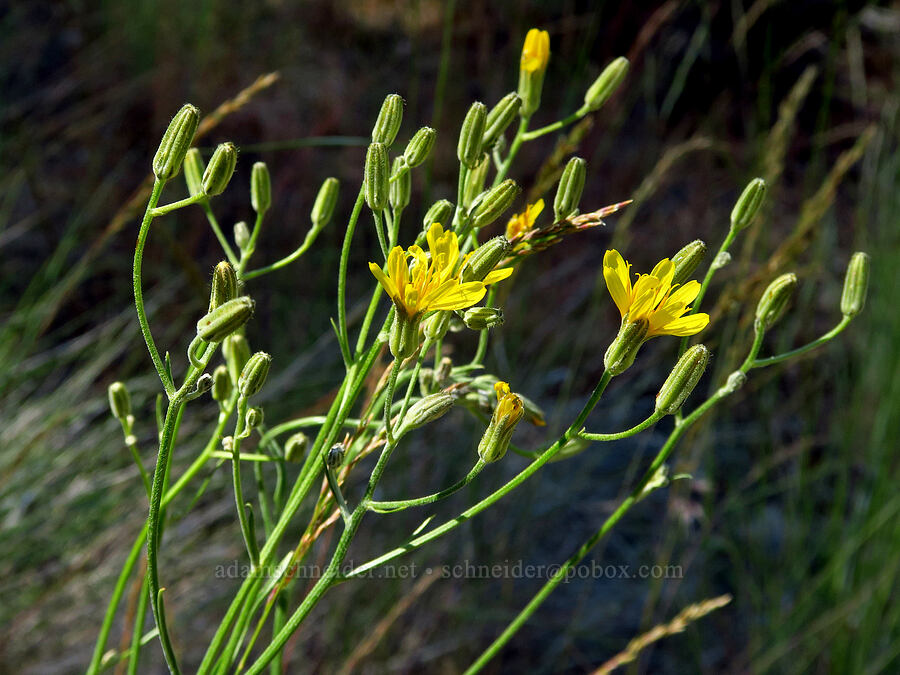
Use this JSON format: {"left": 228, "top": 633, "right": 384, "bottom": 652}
{"left": 520, "top": 29, "right": 550, "bottom": 74}
{"left": 505, "top": 199, "right": 544, "bottom": 241}
{"left": 602, "top": 249, "right": 710, "bottom": 337}
{"left": 369, "top": 223, "right": 509, "bottom": 320}
{"left": 493, "top": 381, "right": 525, "bottom": 424}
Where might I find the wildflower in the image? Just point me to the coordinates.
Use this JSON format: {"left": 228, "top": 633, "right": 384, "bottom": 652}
{"left": 477, "top": 381, "right": 525, "bottom": 463}
{"left": 520, "top": 29, "right": 550, "bottom": 74}
{"left": 506, "top": 199, "right": 544, "bottom": 241}
{"left": 602, "top": 249, "right": 709, "bottom": 338}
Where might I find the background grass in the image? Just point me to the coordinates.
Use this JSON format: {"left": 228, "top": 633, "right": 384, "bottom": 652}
{"left": 1, "top": 1, "right": 898, "bottom": 672}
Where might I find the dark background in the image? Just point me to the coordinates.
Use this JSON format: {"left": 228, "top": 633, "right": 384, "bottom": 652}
{"left": 1, "top": 1, "right": 898, "bottom": 673}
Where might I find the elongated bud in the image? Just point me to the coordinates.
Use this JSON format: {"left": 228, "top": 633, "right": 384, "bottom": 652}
{"left": 285, "top": 432, "right": 309, "bottom": 462}
{"left": 311, "top": 177, "right": 339, "bottom": 229}
{"left": 755, "top": 273, "right": 797, "bottom": 331}
{"left": 463, "top": 155, "right": 490, "bottom": 208}
{"left": 404, "top": 126, "right": 436, "bottom": 167}
{"left": 656, "top": 345, "right": 709, "bottom": 415}
{"left": 234, "top": 221, "right": 250, "bottom": 250}
{"left": 423, "top": 200, "right": 454, "bottom": 229}
{"left": 671, "top": 240, "right": 707, "bottom": 285}
{"left": 327, "top": 443, "right": 345, "bottom": 468}
{"left": 389, "top": 313, "right": 421, "bottom": 360}
{"left": 212, "top": 365, "right": 232, "bottom": 402}
{"left": 582, "top": 57, "right": 629, "bottom": 113}
{"left": 223, "top": 334, "right": 251, "bottom": 386}
{"left": 183, "top": 147, "right": 205, "bottom": 197}
{"left": 483, "top": 93, "right": 522, "bottom": 147}
{"left": 246, "top": 407, "right": 263, "bottom": 429}
{"left": 108, "top": 382, "right": 131, "bottom": 420}
{"left": 389, "top": 157, "right": 411, "bottom": 210}
{"left": 469, "top": 179, "right": 521, "bottom": 229}
{"left": 553, "top": 157, "right": 586, "bottom": 221}
{"left": 202, "top": 142, "right": 238, "bottom": 196}
{"left": 209, "top": 261, "right": 238, "bottom": 312}
{"left": 462, "top": 236, "right": 511, "bottom": 282}
{"left": 457, "top": 102, "right": 487, "bottom": 169}
{"left": 463, "top": 306, "right": 504, "bottom": 330}
{"left": 250, "top": 162, "right": 271, "bottom": 214}
{"left": 399, "top": 392, "right": 456, "bottom": 434}
{"left": 604, "top": 319, "right": 649, "bottom": 375}
{"left": 423, "top": 310, "right": 451, "bottom": 340}
{"left": 238, "top": 351, "right": 271, "bottom": 398}
{"left": 372, "top": 94, "right": 404, "bottom": 146}
{"left": 518, "top": 29, "right": 550, "bottom": 117}
{"left": 153, "top": 103, "right": 200, "bottom": 181}
{"left": 365, "top": 142, "right": 389, "bottom": 212}
{"left": 730, "top": 177, "right": 767, "bottom": 230}
{"left": 197, "top": 296, "right": 254, "bottom": 342}
{"left": 478, "top": 383, "right": 525, "bottom": 463}
{"left": 841, "top": 252, "right": 869, "bottom": 317}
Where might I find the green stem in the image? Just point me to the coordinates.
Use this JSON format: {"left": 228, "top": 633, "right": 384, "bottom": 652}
{"left": 373, "top": 209, "right": 389, "bottom": 260}
{"left": 126, "top": 575, "right": 150, "bottom": 675}
{"left": 120, "top": 418, "right": 151, "bottom": 497}
{"left": 231, "top": 397, "right": 260, "bottom": 567}
{"left": 200, "top": 202, "right": 239, "bottom": 267}
{"left": 337, "top": 187, "right": 366, "bottom": 367}
{"left": 752, "top": 316, "right": 852, "bottom": 368}
{"left": 579, "top": 411, "right": 664, "bottom": 441}
{"left": 383, "top": 359, "right": 401, "bottom": 445}
{"left": 242, "top": 226, "right": 323, "bottom": 280}
{"left": 150, "top": 192, "right": 205, "bottom": 217}
{"left": 368, "top": 460, "right": 486, "bottom": 512}
{"left": 493, "top": 117, "right": 530, "bottom": 186}
{"left": 471, "top": 286, "right": 497, "bottom": 366}
{"left": 323, "top": 455, "right": 352, "bottom": 524}
{"left": 259, "top": 416, "right": 361, "bottom": 446}
{"left": 519, "top": 111, "right": 584, "bottom": 141}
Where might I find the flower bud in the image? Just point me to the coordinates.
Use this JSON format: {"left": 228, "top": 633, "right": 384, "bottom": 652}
{"left": 463, "top": 306, "right": 504, "bottom": 330}
{"left": 250, "top": 161, "right": 271, "bottom": 214}
{"left": 238, "top": 351, "right": 271, "bottom": 398}
{"left": 477, "top": 382, "right": 524, "bottom": 463}
{"left": 389, "top": 313, "right": 421, "bottom": 360}
{"left": 234, "top": 221, "right": 250, "bottom": 250}
{"left": 457, "top": 102, "right": 487, "bottom": 169}
{"left": 462, "top": 155, "right": 490, "bottom": 208}
{"left": 223, "top": 334, "right": 251, "bottom": 386}
{"left": 327, "top": 443, "right": 345, "bottom": 468}
{"left": 553, "top": 156, "right": 586, "bottom": 221}
{"left": 518, "top": 29, "right": 550, "bottom": 117}
{"left": 153, "top": 103, "right": 200, "bottom": 182}
{"left": 212, "top": 365, "right": 232, "bottom": 402}
{"left": 108, "top": 382, "right": 131, "bottom": 420}
{"left": 201, "top": 142, "right": 238, "bottom": 196}
{"left": 423, "top": 200, "right": 454, "bottom": 229}
{"left": 730, "top": 177, "right": 767, "bottom": 230}
{"left": 311, "top": 177, "right": 339, "bottom": 229}
{"left": 246, "top": 407, "right": 263, "bottom": 429}
{"left": 755, "top": 273, "right": 797, "bottom": 332}
{"left": 462, "top": 236, "right": 511, "bottom": 282}
{"left": 208, "top": 261, "right": 238, "bottom": 312}
{"left": 365, "top": 142, "right": 389, "bottom": 212}
{"left": 582, "top": 57, "right": 629, "bottom": 112}
{"left": 403, "top": 126, "right": 436, "bottom": 167}
{"left": 655, "top": 345, "right": 709, "bottom": 415}
{"left": 389, "top": 157, "right": 411, "bottom": 211}
{"left": 436, "top": 356, "right": 453, "bottom": 386}
{"left": 483, "top": 93, "right": 522, "bottom": 147}
{"left": 399, "top": 392, "right": 456, "bottom": 434}
{"left": 840, "top": 251, "right": 869, "bottom": 317}
{"left": 469, "top": 179, "right": 521, "bottom": 229}
{"left": 604, "top": 319, "right": 649, "bottom": 375}
{"left": 371, "top": 94, "right": 404, "bottom": 146}
{"left": 285, "top": 432, "right": 309, "bottom": 462}
{"left": 183, "top": 147, "right": 205, "bottom": 197}
{"left": 197, "top": 296, "right": 254, "bottom": 342}
{"left": 671, "top": 240, "right": 707, "bottom": 286}
{"left": 423, "top": 310, "right": 451, "bottom": 340}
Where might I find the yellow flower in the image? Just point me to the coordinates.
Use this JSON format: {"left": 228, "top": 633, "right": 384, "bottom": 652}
{"left": 602, "top": 249, "right": 709, "bottom": 337}
{"left": 521, "top": 28, "right": 550, "bottom": 74}
{"left": 493, "top": 381, "right": 525, "bottom": 422}
{"left": 369, "top": 223, "right": 509, "bottom": 320}
{"left": 505, "top": 199, "right": 544, "bottom": 241}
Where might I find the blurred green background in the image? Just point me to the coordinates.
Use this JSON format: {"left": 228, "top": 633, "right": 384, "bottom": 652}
{"left": 1, "top": 1, "right": 898, "bottom": 672}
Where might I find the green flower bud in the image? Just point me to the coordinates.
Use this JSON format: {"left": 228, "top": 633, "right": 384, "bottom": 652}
{"left": 755, "top": 273, "right": 797, "bottom": 331}
{"left": 212, "top": 365, "right": 232, "bottom": 402}
{"left": 250, "top": 161, "right": 271, "bottom": 214}
{"left": 183, "top": 147, "right": 205, "bottom": 197}
{"left": 246, "top": 407, "right": 263, "bottom": 429}
{"left": 197, "top": 296, "right": 254, "bottom": 342}
{"left": 234, "top": 221, "right": 250, "bottom": 250}
{"left": 389, "top": 157, "right": 411, "bottom": 211}
{"left": 477, "top": 387, "right": 524, "bottom": 463}
{"left": 462, "top": 236, "right": 511, "bottom": 282}
{"left": 730, "top": 177, "right": 767, "bottom": 230}
{"left": 201, "top": 142, "right": 238, "bottom": 196}
{"left": 311, "top": 177, "right": 339, "bottom": 229}
{"left": 463, "top": 155, "right": 491, "bottom": 208}
{"left": 153, "top": 103, "right": 200, "bottom": 182}
{"left": 582, "top": 57, "right": 629, "bottom": 112}
{"left": 463, "top": 306, "right": 504, "bottom": 330}
{"left": 469, "top": 179, "right": 521, "bottom": 229}
{"left": 553, "top": 156, "right": 586, "bottom": 221}
{"left": 371, "top": 94, "right": 404, "bottom": 146}
{"left": 399, "top": 392, "right": 456, "bottom": 434}
{"left": 108, "top": 382, "right": 131, "bottom": 420}
{"left": 223, "top": 334, "right": 251, "bottom": 386}
{"left": 365, "top": 142, "right": 389, "bottom": 212}
{"left": 483, "top": 93, "right": 522, "bottom": 148}
{"left": 655, "top": 344, "right": 709, "bottom": 415}
{"left": 423, "top": 310, "right": 451, "bottom": 340}
{"left": 327, "top": 443, "right": 345, "bottom": 468}
{"left": 517, "top": 36, "right": 548, "bottom": 118}
{"left": 457, "top": 102, "right": 487, "bottom": 169}
{"left": 840, "top": 251, "right": 869, "bottom": 317}
{"left": 604, "top": 319, "right": 649, "bottom": 375}
{"left": 285, "top": 432, "right": 309, "bottom": 462}
{"left": 389, "top": 313, "right": 421, "bottom": 360}
{"left": 436, "top": 356, "right": 453, "bottom": 386}
{"left": 238, "top": 351, "right": 271, "bottom": 398}
{"left": 423, "top": 199, "right": 454, "bottom": 229}
{"left": 671, "top": 240, "right": 707, "bottom": 286}
{"left": 208, "top": 261, "right": 238, "bottom": 312}
{"left": 403, "top": 126, "right": 436, "bottom": 167}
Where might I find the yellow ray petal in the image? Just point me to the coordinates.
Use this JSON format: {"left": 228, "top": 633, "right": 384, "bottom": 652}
{"left": 652, "top": 313, "right": 709, "bottom": 337}
{"left": 482, "top": 267, "right": 514, "bottom": 285}
{"left": 427, "top": 282, "right": 487, "bottom": 311}
{"left": 369, "top": 262, "right": 398, "bottom": 303}
{"left": 603, "top": 250, "right": 632, "bottom": 317}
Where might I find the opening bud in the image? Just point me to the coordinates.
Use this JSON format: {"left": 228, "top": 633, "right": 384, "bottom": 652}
{"left": 483, "top": 93, "right": 522, "bottom": 148}
{"left": 365, "top": 142, "right": 389, "bottom": 212}
{"left": 108, "top": 382, "right": 131, "bottom": 420}
{"left": 517, "top": 29, "right": 550, "bottom": 117}
{"left": 469, "top": 179, "right": 521, "bottom": 229}
{"left": 655, "top": 344, "right": 709, "bottom": 415}
{"left": 399, "top": 392, "right": 456, "bottom": 434}
{"left": 840, "top": 251, "right": 869, "bottom": 317}
{"left": 604, "top": 319, "right": 649, "bottom": 375}
{"left": 403, "top": 126, "right": 436, "bottom": 167}
{"left": 423, "top": 200, "right": 455, "bottom": 230}
{"left": 311, "top": 177, "right": 340, "bottom": 229}
{"left": 462, "top": 236, "right": 511, "bottom": 282}
{"left": 212, "top": 365, "right": 232, "bottom": 402}
{"left": 671, "top": 240, "right": 708, "bottom": 286}
{"left": 477, "top": 381, "right": 525, "bottom": 463}
{"left": 153, "top": 103, "right": 200, "bottom": 182}
{"left": 389, "top": 157, "right": 411, "bottom": 211}
{"left": 285, "top": 432, "right": 309, "bottom": 463}
{"left": 463, "top": 306, "right": 504, "bottom": 330}
{"left": 234, "top": 221, "right": 251, "bottom": 250}
{"left": 730, "top": 177, "right": 767, "bottom": 230}
{"left": 223, "top": 334, "right": 251, "bottom": 386}
{"left": 389, "top": 313, "right": 422, "bottom": 360}
{"left": 755, "top": 273, "right": 797, "bottom": 332}
{"left": 183, "top": 147, "right": 206, "bottom": 197}
{"left": 457, "top": 101, "right": 487, "bottom": 169}
{"left": 208, "top": 261, "right": 238, "bottom": 312}
{"left": 238, "top": 351, "right": 271, "bottom": 398}
{"left": 197, "top": 296, "right": 254, "bottom": 342}
{"left": 371, "top": 94, "right": 404, "bottom": 146}
{"left": 463, "top": 155, "right": 491, "bottom": 208}
{"left": 423, "top": 310, "right": 451, "bottom": 340}
{"left": 201, "top": 142, "right": 238, "bottom": 197}
{"left": 250, "top": 161, "right": 271, "bottom": 214}
{"left": 327, "top": 443, "right": 345, "bottom": 468}
{"left": 553, "top": 156, "right": 586, "bottom": 221}
{"left": 582, "top": 57, "right": 629, "bottom": 113}
{"left": 246, "top": 407, "right": 263, "bottom": 429}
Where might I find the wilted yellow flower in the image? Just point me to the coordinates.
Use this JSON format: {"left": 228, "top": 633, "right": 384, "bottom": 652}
{"left": 520, "top": 28, "right": 550, "bottom": 73}
{"left": 505, "top": 199, "right": 544, "bottom": 241}
{"left": 602, "top": 249, "right": 709, "bottom": 337}
{"left": 477, "top": 381, "right": 525, "bottom": 463}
